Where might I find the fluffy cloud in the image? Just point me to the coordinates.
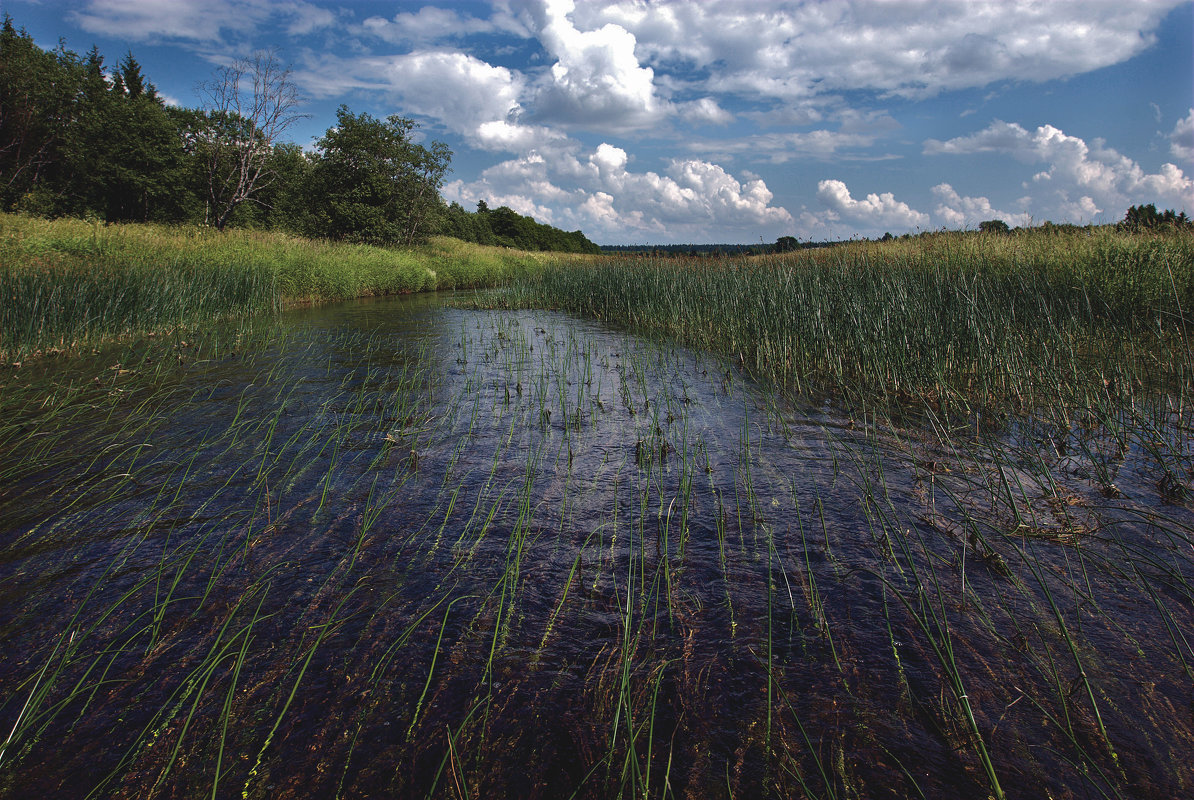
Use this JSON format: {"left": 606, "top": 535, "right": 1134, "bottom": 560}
{"left": 294, "top": 50, "right": 564, "bottom": 152}
{"left": 926, "top": 120, "right": 1193, "bottom": 212}
{"left": 1171, "top": 109, "right": 1194, "bottom": 163}
{"left": 676, "top": 97, "right": 733, "bottom": 126}
{"left": 924, "top": 120, "right": 1038, "bottom": 158}
{"left": 573, "top": 1, "right": 1182, "bottom": 100}
{"left": 668, "top": 160, "right": 789, "bottom": 223}
{"left": 515, "top": 0, "right": 664, "bottom": 131}
{"left": 297, "top": 2, "right": 700, "bottom": 149}
{"left": 443, "top": 142, "right": 792, "bottom": 241}
{"left": 816, "top": 180, "right": 929, "bottom": 230}
{"left": 931, "top": 184, "right": 1032, "bottom": 228}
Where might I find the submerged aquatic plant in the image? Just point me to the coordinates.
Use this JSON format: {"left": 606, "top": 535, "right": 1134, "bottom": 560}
{"left": 2, "top": 229, "right": 1193, "bottom": 798}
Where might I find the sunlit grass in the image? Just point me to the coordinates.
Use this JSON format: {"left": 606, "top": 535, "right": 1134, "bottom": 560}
{"left": 493, "top": 227, "right": 1194, "bottom": 415}
{"left": 0, "top": 215, "right": 576, "bottom": 360}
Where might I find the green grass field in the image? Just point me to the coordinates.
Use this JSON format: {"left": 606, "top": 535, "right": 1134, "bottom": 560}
{"left": 0, "top": 214, "right": 573, "bottom": 361}
{"left": 492, "top": 226, "right": 1194, "bottom": 414}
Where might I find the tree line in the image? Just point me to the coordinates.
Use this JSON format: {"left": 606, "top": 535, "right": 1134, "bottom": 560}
{"left": 0, "top": 16, "right": 599, "bottom": 252}
{"left": 442, "top": 200, "right": 599, "bottom": 254}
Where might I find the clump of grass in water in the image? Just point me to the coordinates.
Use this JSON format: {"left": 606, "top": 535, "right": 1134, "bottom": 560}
{"left": 500, "top": 227, "right": 1194, "bottom": 416}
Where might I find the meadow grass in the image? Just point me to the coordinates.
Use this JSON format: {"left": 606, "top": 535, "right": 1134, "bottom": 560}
{"left": 495, "top": 226, "right": 1194, "bottom": 414}
{"left": 0, "top": 214, "right": 572, "bottom": 360}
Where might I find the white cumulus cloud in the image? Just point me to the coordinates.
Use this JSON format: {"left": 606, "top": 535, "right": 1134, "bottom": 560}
{"left": 1171, "top": 109, "right": 1194, "bottom": 164}
{"left": 294, "top": 50, "right": 565, "bottom": 152}
{"left": 931, "top": 184, "right": 1032, "bottom": 228}
{"left": 926, "top": 120, "right": 1193, "bottom": 214}
{"left": 515, "top": 0, "right": 664, "bottom": 132}
{"left": 443, "top": 142, "right": 792, "bottom": 242}
{"left": 816, "top": 180, "right": 929, "bottom": 230}
{"left": 573, "top": 1, "right": 1182, "bottom": 101}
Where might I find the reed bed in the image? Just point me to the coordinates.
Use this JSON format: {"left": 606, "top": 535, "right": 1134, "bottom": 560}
{"left": 496, "top": 227, "right": 1194, "bottom": 415}
{"left": 0, "top": 214, "right": 568, "bottom": 361}
{"left": 1, "top": 295, "right": 1191, "bottom": 799}
{"left": 2, "top": 227, "right": 1192, "bottom": 798}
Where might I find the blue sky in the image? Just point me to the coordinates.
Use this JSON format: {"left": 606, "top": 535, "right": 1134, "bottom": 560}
{"left": 6, "top": 0, "right": 1193, "bottom": 244}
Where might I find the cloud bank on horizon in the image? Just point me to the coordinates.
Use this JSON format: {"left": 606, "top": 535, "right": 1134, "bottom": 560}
{"left": 41, "top": 0, "right": 1194, "bottom": 243}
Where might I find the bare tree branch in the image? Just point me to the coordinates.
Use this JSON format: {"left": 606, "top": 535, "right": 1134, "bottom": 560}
{"left": 196, "top": 51, "right": 304, "bottom": 229}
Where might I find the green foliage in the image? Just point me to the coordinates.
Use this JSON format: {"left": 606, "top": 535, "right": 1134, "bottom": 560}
{"left": 0, "top": 20, "right": 191, "bottom": 221}
{"left": 440, "top": 200, "right": 601, "bottom": 253}
{"left": 978, "top": 219, "right": 1010, "bottom": 234}
{"left": 306, "top": 106, "right": 451, "bottom": 246}
{"left": 440, "top": 201, "right": 497, "bottom": 246}
{"left": 0, "top": 14, "right": 609, "bottom": 251}
{"left": 1119, "top": 203, "right": 1192, "bottom": 232}
{"left": 116, "top": 51, "right": 149, "bottom": 99}
{"left": 0, "top": 16, "right": 80, "bottom": 210}
{"left": 0, "top": 214, "right": 568, "bottom": 359}
{"left": 69, "top": 57, "right": 189, "bottom": 222}
{"left": 0, "top": 21, "right": 308, "bottom": 230}
{"left": 255, "top": 143, "right": 313, "bottom": 230}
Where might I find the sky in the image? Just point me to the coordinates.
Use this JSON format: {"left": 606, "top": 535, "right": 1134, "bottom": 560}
{"left": 5, "top": 0, "right": 1193, "bottom": 244}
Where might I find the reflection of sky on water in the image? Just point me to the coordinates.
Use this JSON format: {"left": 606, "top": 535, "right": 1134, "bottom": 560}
{"left": 1, "top": 293, "right": 1192, "bottom": 799}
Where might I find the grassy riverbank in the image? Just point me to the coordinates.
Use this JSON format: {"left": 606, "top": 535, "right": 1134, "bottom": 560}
{"left": 498, "top": 226, "right": 1194, "bottom": 413}
{"left": 0, "top": 214, "right": 570, "bottom": 360}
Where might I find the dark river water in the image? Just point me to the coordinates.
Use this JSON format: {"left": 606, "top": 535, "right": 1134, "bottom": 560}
{"left": 1, "top": 292, "right": 1192, "bottom": 799}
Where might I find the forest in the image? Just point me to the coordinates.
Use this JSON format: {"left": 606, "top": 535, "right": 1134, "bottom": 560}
{"left": 0, "top": 16, "right": 600, "bottom": 254}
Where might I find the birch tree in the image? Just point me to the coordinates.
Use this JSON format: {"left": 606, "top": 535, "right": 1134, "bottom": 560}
{"left": 197, "top": 52, "right": 303, "bottom": 230}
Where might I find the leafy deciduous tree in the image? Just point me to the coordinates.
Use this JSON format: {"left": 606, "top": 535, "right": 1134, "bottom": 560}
{"left": 774, "top": 235, "right": 799, "bottom": 253}
{"left": 978, "top": 219, "right": 1011, "bottom": 234}
{"left": 307, "top": 106, "right": 451, "bottom": 246}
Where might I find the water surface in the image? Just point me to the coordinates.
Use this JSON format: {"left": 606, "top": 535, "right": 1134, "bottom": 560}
{"left": 1, "top": 293, "right": 1192, "bottom": 798}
